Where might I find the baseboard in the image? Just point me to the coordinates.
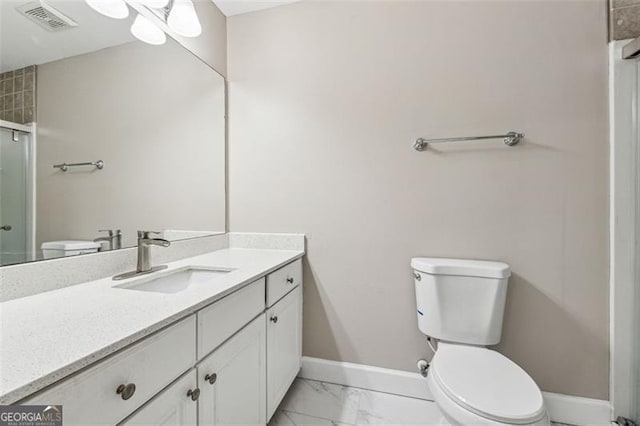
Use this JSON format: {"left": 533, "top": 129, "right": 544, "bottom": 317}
{"left": 299, "top": 356, "right": 432, "bottom": 400}
{"left": 299, "top": 357, "right": 612, "bottom": 426}
{"left": 542, "top": 392, "right": 612, "bottom": 425}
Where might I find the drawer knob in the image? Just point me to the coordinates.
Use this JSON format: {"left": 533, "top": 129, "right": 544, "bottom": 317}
{"left": 116, "top": 383, "right": 136, "bottom": 400}
{"left": 204, "top": 373, "right": 217, "bottom": 385}
{"left": 286, "top": 277, "right": 294, "bottom": 284}
{"left": 187, "top": 388, "right": 200, "bottom": 401}
{"left": 270, "top": 316, "right": 278, "bottom": 323}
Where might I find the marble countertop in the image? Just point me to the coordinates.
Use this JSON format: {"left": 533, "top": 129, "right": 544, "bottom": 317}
{"left": 0, "top": 248, "right": 304, "bottom": 404}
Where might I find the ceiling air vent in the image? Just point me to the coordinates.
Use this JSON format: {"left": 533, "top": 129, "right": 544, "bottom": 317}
{"left": 16, "top": 1, "right": 78, "bottom": 32}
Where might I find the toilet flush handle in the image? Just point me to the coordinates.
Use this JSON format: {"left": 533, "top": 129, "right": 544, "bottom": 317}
{"left": 414, "top": 271, "right": 421, "bottom": 281}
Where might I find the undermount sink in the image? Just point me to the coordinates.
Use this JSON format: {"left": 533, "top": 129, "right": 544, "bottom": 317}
{"left": 115, "top": 266, "right": 234, "bottom": 294}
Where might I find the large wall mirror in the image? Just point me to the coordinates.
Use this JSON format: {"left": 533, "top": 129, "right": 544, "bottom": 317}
{"left": 0, "top": 0, "right": 226, "bottom": 267}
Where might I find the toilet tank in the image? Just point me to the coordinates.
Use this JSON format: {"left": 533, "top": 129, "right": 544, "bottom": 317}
{"left": 411, "top": 257, "right": 510, "bottom": 346}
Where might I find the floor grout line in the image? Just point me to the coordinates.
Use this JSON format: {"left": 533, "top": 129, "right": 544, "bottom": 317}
{"left": 353, "top": 386, "right": 363, "bottom": 425}
{"left": 301, "top": 377, "right": 434, "bottom": 403}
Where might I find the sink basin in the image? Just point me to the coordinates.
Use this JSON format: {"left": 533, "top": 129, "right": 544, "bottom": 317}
{"left": 115, "top": 266, "right": 234, "bottom": 294}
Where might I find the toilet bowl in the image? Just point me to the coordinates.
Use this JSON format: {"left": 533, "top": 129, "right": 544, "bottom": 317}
{"left": 411, "top": 257, "right": 550, "bottom": 426}
{"left": 427, "top": 343, "right": 549, "bottom": 425}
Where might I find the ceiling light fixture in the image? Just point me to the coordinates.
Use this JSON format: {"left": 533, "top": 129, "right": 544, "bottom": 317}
{"left": 86, "top": 0, "right": 203, "bottom": 45}
{"left": 167, "top": 0, "right": 201, "bottom": 38}
{"left": 85, "top": 0, "right": 129, "bottom": 19}
{"left": 131, "top": 13, "right": 166, "bottom": 45}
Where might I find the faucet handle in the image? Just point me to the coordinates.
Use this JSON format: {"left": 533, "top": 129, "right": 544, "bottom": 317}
{"left": 138, "top": 230, "right": 162, "bottom": 239}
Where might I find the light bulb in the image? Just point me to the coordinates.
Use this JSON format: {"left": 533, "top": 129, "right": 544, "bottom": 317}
{"left": 167, "top": 0, "right": 201, "bottom": 38}
{"left": 131, "top": 13, "right": 166, "bottom": 45}
{"left": 85, "top": 0, "right": 129, "bottom": 19}
{"left": 139, "top": 0, "right": 169, "bottom": 8}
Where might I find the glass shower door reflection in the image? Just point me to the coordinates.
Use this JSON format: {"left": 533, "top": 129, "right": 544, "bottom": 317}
{"left": 0, "top": 127, "right": 29, "bottom": 265}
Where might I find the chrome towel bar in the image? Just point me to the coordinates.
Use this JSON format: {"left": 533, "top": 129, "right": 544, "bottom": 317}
{"left": 413, "top": 131, "right": 524, "bottom": 151}
{"left": 53, "top": 160, "right": 104, "bottom": 172}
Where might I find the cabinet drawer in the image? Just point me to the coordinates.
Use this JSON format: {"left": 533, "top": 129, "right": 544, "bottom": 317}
{"left": 266, "top": 259, "right": 302, "bottom": 307}
{"left": 25, "top": 316, "right": 196, "bottom": 426}
{"left": 198, "top": 278, "right": 265, "bottom": 359}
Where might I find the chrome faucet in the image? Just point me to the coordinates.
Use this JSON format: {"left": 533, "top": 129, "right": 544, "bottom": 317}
{"left": 94, "top": 229, "right": 122, "bottom": 251}
{"left": 137, "top": 231, "right": 170, "bottom": 273}
{"left": 113, "top": 231, "right": 170, "bottom": 280}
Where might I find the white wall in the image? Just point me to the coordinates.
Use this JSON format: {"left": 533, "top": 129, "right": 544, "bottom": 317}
{"left": 228, "top": 0, "right": 610, "bottom": 399}
{"left": 36, "top": 39, "right": 226, "bottom": 248}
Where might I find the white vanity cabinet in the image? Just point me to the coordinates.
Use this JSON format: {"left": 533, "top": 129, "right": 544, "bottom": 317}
{"left": 197, "top": 314, "right": 267, "bottom": 426}
{"left": 20, "top": 258, "right": 303, "bottom": 426}
{"left": 120, "top": 371, "right": 199, "bottom": 426}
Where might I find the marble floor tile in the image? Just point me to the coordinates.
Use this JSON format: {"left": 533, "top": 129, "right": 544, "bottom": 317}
{"left": 275, "top": 378, "right": 586, "bottom": 426}
{"left": 277, "top": 379, "right": 362, "bottom": 424}
{"left": 269, "top": 410, "right": 352, "bottom": 426}
{"left": 355, "top": 389, "right": 442, "bottom": 425}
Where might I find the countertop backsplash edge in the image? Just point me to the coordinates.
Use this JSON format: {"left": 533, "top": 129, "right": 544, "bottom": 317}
{"left": 0, "top": 232, "right": 305, "bottom": 302}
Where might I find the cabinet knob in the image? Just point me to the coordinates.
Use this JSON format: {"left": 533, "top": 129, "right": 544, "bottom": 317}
{"left": 204, "top": 373, "right": 217, "bottom": 385}
{"left": 187, "top": 388, "right": 200, "bottom": 401}
{"left": 270, "top": 316, "right": 278, "bottom": 323}
{"left": 286, "top": 277, "right": 294, "bottom": 284}
{"left": 116, "top": 383, "right": 136, "bottom": 400}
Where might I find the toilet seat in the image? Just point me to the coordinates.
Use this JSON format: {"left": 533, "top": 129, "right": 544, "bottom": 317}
{"left": 430, "top": 343, "right": 546, "bottom": 424}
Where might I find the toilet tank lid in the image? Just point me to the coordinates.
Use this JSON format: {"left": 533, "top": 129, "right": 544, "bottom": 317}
{"left": 411, "top": 257, "right": 510, "bottom": 279}
{"left": 41, "top": 240, "right": 101, "bottom": 250}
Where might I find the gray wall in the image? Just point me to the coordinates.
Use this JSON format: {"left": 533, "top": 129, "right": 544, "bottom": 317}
{"left": 36, "top": 39, "right": 226, "bottom": 248}
{"left": 228, "top": 0, "right": 610, "bottom": 399}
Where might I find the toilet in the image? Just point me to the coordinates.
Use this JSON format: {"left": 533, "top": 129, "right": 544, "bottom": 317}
{"left": 41, "top": 240, "right": 101, "bottom": 259}
{"left": 411, "top": 257, "right": 550, "bottom": 426}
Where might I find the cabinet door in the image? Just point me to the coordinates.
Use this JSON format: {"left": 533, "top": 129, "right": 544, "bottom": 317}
{"left": 266, "top": 286, "right": 302, "bottom": 420}
{"left": 120, "top": 370, "right": 198, "bottom": 426}
{"left": 198, "top": 314, "right": 267, "bottom": 426}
